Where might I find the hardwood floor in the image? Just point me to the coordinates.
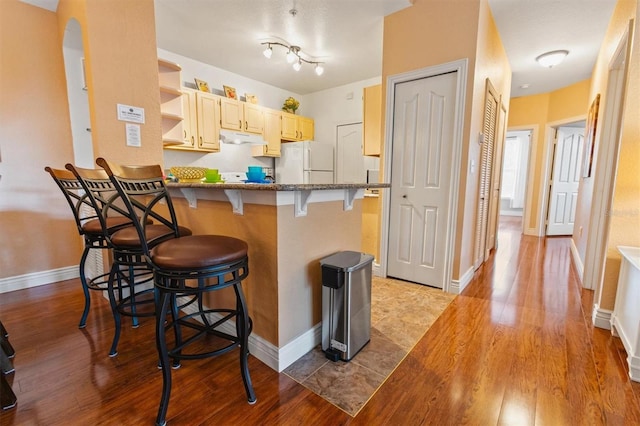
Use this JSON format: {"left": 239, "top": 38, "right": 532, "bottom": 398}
{"left": 1, "top": 216, "right": 639, "bottom": 425}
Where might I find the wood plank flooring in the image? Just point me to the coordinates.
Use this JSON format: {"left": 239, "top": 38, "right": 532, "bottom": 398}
{"left": 1, "top": 216, "right": 639, "bottom": 425}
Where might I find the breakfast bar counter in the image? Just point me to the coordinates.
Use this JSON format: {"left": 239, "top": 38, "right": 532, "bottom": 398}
{"left": 167, "top": 181, "right": 389, "bottom": 216}
{"left": 166, "top": 181, "right": 389, "bottom": 371}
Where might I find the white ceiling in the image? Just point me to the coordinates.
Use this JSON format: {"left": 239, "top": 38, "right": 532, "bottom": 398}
{"left": 153, "top": 0, "right": 413, "bottom": 95}
{"left": 24, "top": 0, "right": 618, "bottom": 98}
{"left": 489, "top": 0, "right": 617, "bottom": 97}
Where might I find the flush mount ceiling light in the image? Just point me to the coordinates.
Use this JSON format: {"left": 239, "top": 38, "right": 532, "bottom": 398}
{"left": 535, "top": 50, "right": 569, "bottom": 68}
{"left": 261, "top": 41, "right": 325, "bottom": 75}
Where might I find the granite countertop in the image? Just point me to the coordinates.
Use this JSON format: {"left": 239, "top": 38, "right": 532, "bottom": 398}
{"left": 167, "top": 181, "right": 391, "bottom": 191}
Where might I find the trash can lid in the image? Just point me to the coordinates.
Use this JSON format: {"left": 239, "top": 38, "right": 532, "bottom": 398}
{"left": 320, "top": 251, "right": 374, "bottom": 272}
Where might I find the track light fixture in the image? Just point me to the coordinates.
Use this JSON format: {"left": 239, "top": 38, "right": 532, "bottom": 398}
{"left": 261, "top": 41, "right": 325, "bottom": 75}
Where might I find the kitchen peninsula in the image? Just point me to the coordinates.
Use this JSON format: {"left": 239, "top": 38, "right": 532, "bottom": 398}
{"left": 166, "top": 181, "right": 390, "bottom": 371}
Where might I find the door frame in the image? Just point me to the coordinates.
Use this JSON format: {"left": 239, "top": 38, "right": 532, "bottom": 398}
{"left": 379, "top": 58, "right": 468, "bottom": 293}
{"left": 499, "top": 129, "right": 532, "bottom": 230}
{"left": 536, "top": 116, "right": 587, "bottom": 237}
{"left": 545, "top": 123, "right": 586, "bottom": 236}
{"left": 505, "top": 125, "right": 538, "bottom": 235}
{"left": 584, "top": 20, "right": 633, "bottom": 295}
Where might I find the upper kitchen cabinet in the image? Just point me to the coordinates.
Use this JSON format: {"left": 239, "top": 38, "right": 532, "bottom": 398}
{"left": 281, "top": 112, "right": 314, "bottom": 142}
{"left": 220, "top": 97, "right": 264, "bottom": 134}
{"left": 252, "top": 108, "right": 281, "bottom": 157}
{"left": 363, "top": 84, "right": 382, "bottom": 156}
{"left": 158, "top": 59, "right": 184, "bottom": 147}
{"left": 166, "top": 87, "right": 220, "bottom": 152}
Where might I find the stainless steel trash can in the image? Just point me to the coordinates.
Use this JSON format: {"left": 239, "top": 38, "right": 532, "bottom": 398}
{"left": 321, "top": 251, "right": 375, "bottom": 362}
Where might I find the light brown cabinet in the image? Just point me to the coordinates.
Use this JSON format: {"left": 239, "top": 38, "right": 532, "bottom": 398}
{"left": 220, "top": 97, "right": 264, "bottom": 134}
{"left": 158, "top": 59, "right": 184, "bottom": 147}
{"left": 167, "top": 88, "right": 220, "bottom": 152}
{"left": 281, "top": 112, "right": 314, "bottom": 141}
{"left": 251, "top": 108, "right": 281, "bottom": 157}
{"left": 363, "top": 84, "right": 382, "bottom": 156}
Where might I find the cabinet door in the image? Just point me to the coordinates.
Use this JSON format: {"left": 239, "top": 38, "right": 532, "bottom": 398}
{"left": 363, "top": 84, "right": 381, "bottom": 156}
{"left": 196, "top": 92, "right": 220, "bottom": 151}
{"left": 220, "top": 97, "right": 242, "bottom": 130}
{"left": 263, "top": 108, "right": 282, "bottom": 156}
{"left": 281, "top": 112, "right": 298, "bottom": 141}
{"left": 181, "top": 88, "right": 197, "bottom": 148}
{"left": 243, "top": 103, "right": 264, "bottom": 134}
{"left": 299, "top": 116, "right": 314, "bottom": 141}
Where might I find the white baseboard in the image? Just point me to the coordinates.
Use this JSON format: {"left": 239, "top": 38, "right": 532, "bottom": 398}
{"left": 524, "top": 226, "right": 540, "bottom": 237}
{"left": 570, "top": 239, "right": 585, "bottom": 285}
{"left": 499, "top": 210, "right": 523, "bottom": 217}
{"left": 449, "top": 266, "right": 474, "bottom": 294}
{"left": 372, "top": 261, "right": 381, "bottom": 276}
{"left": 277, "top": 324, "right": 322, "bottom": 372}
{"left": 0, "top": 266, "right": 79, "bottom": 294}
{"left": 592, "top": 304, "right": 612, "bottom": 330}
{"left": 179, "top": 299, "right": 320, "bottom": 372}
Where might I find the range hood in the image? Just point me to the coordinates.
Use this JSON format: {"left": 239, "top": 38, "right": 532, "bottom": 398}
{"left": 219, "top": 129, "right": 267, "bottom": 145}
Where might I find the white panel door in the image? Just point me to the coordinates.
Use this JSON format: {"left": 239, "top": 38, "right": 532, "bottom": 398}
{"left": 547, "top": 127, "right": 584, "bottom": 235}
{"left": 387, "top": 72, "right": 457, "bottom": 288}
{"left": 336, "top": 123, "right": 365, "bottom": 183}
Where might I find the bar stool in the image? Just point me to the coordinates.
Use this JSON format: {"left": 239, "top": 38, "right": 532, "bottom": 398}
{"left": 45, "top": 166, "right": 133, "bottom": 328}
{"left": 96, "top": 158, "right": 256, "bottom": 426}
{"left": 1, "top": 320, "right": 17, "bottom": 411}
{"left": 66, "top": 164, "right": 193, "bottom": 357}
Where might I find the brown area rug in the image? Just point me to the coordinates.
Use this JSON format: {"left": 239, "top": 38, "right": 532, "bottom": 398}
{"left": 283, "top": 277, "right": 456, "bottom": 416}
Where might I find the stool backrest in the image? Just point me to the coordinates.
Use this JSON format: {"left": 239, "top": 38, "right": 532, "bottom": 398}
{"left": 44, "top": 166, "right": 95, "bottom": 236}
{"left": 64, "top": 164, "right": 132, "bottom": 240}
{"left": 96, "top": 158, "right": 181, "bottom": 256}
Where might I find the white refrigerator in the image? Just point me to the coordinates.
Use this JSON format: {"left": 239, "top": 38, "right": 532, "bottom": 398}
{"left": 275, "top": 141, "right": 335, "bottom": 184}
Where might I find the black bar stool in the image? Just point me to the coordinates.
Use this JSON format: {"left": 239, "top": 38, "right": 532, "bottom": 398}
{"left": 97, "top": 158, "right": 256, "bottom": 426}
{"left": 45, "top": 167, "right": 133, "bottom": 328}
{"left": 1, "top": 320, "right": 17, "bottom": 411}
{"left": 66, "top": 165, "right": 191, "bottom": 357}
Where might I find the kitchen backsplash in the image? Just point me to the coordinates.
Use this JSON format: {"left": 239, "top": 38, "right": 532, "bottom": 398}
{"left": 163, "top": 142, "right": 274, "bottom": 174}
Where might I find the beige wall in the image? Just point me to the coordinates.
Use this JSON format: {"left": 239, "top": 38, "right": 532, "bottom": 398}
{"left": 0, "top": 0, "right": 81, "bottom": 278}
{"left": 170, "top": 196, "right": 279, "bottom": 345}
{"left": 383, "top": 0, "right": 511, "bottom": 279}
{"left": 458, "top": 0, "right": 511, "bottom": 274}
{"left": 170, "top": 195, "right": 363, "bottom": 348}
{"left": 584, "top": 0, "right": 639, "bottom": 311}
{"left": 277, "top": 200, "right": 363, "bottom": 346}
{"left": 508, "top": 80, "right": 590, "bottom": 232}
{"left": 57, "top": 0, "right": 163, "bottom": 166}
{"left": 0, "top": 0, "right": 164, "bottom": 280}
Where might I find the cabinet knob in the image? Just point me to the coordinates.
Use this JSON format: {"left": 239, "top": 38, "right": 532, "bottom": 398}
{"left": 191, "top": 136, "right": 195, "bottom": 146}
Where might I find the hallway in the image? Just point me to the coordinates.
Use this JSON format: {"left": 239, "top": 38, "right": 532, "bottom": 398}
{"left": 1, "top": 216, "right": 639, "bottom": 425}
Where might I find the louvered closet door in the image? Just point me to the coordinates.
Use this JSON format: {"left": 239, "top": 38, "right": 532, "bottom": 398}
{"left": 474, "top": 79, "right": 499, "bottom": 269}
{"left": 486, "top": 101, "right": 507, "bottom": 254}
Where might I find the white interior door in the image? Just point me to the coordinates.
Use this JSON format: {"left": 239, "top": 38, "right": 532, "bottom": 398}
{"left": 546, "top": 127, "right": 584, "bottom": 236}
{"left": 387, "top": 71, "right": 457, "bottom": 288}
{"left": 336, "top": 123, "right": 365, "bottom": 183}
